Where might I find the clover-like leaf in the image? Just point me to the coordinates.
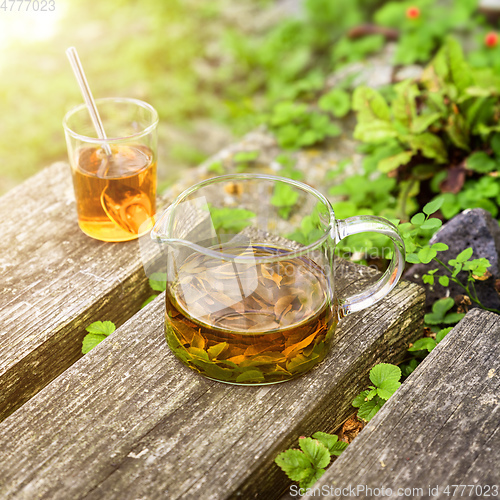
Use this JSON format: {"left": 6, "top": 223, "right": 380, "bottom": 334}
{"left": 438, "top": 275, "right": 449, "bottom": 287}
{"left": 456, "top": 247, "right": 473, "bottom": 262}
{"left": 418, "top": 246, "right": 437, "bottom": 264}
{"left": 420, "top": 218, "right": 442, "bottom": 231}
{"left": 423, "top": 197, "right": 444, "bottom": 215}
{"left": 432, "top": 242, "right": 448, "bottom": 251}
{"left": 410, "top": 213, "right": 425, "bottom": 225}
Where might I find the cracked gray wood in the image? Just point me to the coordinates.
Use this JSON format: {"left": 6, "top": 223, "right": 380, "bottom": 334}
{"left": 313, "top": 308, "right": 500, "bottom": 499}
{"left": 0, "top": 162, "right": 164, "bottom": 422}
{"left": 0, "top": 270, "right": 424, "bottom": 500}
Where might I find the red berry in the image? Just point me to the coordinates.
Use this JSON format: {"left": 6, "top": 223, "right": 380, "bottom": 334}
{"left": 406, "top": 6, "right": 420, "bottom": 19}
{"left": 485, "top": 32, "right": 499, "bottom": 48}
{"left": 299, "top": 436, "right": 306, "bottom": 439}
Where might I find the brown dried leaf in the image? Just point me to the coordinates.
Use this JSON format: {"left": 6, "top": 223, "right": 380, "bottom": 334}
{"left": 339, "top": 414, "right": 365, "bottom": 444}
{"left": 283, "top": 331, "right": 318, "bottom": 358}
{"left": 472, "top": 270, "right": 492, "bottom": 281}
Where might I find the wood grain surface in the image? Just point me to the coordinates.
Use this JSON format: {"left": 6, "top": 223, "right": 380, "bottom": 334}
{"left": 0, "top": 162, "right": 160, "bottom": 422}
{"left": 0, "top": 270, "right": 424, "bottom": 500}
{"left": 313, "top": 308, "right": 500, "bottom": 499}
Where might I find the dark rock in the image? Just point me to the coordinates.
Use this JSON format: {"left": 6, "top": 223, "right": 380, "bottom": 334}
{"left": 404, "top": 208, "right": 500, "bottom": 311}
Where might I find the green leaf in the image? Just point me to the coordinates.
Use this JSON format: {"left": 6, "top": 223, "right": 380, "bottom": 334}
{"left": 141, "top": 295, "right": 158, "bottom": 308}
{"left": 423, "top": 197, "right": 444, "bottom": 215}
{"left": 85, "top": 321, "right": 116, "bottom": 336}
{"left": 149, "top": 272, "right": 167, "bottom": 292}
{"left": 436, "top": 327, "right": 453, "bottom": 343}
{"left": 318, "top": 88, "right": 351, "bottom": 118}
{"left": 443, "top": 312, "right": 465, "bottom": 324}
{"left": 207, "top": 161, "right": 224, "bottom": 174}
{"left": 235, "top": 369, "right": 265, "bottom": 383}
{"left": 446, "top": 37, "right": 473, "bottom": 94}
{"left": 210, "top": 206, "right": 256, "bottom": 233}
{"left": 275, "top": 449, "right": 312, "bottom": 482}
{"left": 466, "top": 152, "right": 497, "bottom": 174}
{"left": 369, "top": 363, "right": 401, "bottom": 389}
{"left": 432, "top": 297, "right": 455, "bottom": 316}
{"left": 327, "top": 440, "right": 348, "bottom": 456}
{"left": 406, "top": 253, "right": 420, "bottom": 264}
{"left": 352, "top": 390, "right": 370, "bottom": 408}
{"left": 299, "top": 438, "right": 331, "bottom": 469}
{"left": 358, "top": 397, "right": 384, "bottom": 422}
{"left": 411, "top": 112, "right": 441, "bottom": 134}
{"left": 456, "top": 247, "right": 473, "bottom": 262}
{"left": 401, "top": 358, "right": 419, "bottom": 377}
{"left": 410, "top": 213, "right": 425, "bottom": 226}
{"left": 376, "top": 379, "right": 401, "bottom": 400}
{"left": 82, "top": 333, "right": 107, "bottom": 354}
{"left": 207, "top": 342, "right": 228, "bottom": 359}
{"left": 432, "top": 242, "right": 449, "bottom": 251}
{"left": 352, "top": 86, "right": 390, "bottom": 121}
{"left": 491, "top": 133, "right": 500, "bottom": 158}
{"left": 271, "top": 183, "right": 300, "bottom": 216}
{"left": 420, "top": 218, "right": 442, "bottom": 231}
{"left": 378, "top": 151, "right": 413, "bottom": 173}
{"left": 418, "top": 246, "right": 437, "bottom": 264}
{"left": 423, "top": 274, "right": 435, "bottom": 285}
{"left": 408, "top": 133, "right": 448, "bottom": 164}
{"left": 438, "top": 275, "right": 450, "bottom": 287}
{"left": 233, "top": 150, "right": 259, "bottom": 163}
{"left": 311, "top": 432, "right": 347, "bottom": 456}
{"left": 353, "top": 120, "right": 398, "bottom": 143}
{"left": 408, "top": 337, "right": 437, "bottom": 353}
{"left": 300, "top": 468, "right": 326, "bottom": 490}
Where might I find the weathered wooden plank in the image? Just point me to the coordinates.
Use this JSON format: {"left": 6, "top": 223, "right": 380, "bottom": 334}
{"left": 0, "top": 162, "right": 162, "bottom": 422}
{"left": 0, "top": 267, "right": 424, "bottom": 500}
{"left": 312, "top": 308, "right": 500, "bottom": 499}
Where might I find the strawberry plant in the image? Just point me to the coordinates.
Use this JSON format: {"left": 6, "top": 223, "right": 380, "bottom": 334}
{"left": 275, "top": 432, "right": 348, "bottom": 490}
{"left": 352, "top": 363, "right": 402, "bottom": 422}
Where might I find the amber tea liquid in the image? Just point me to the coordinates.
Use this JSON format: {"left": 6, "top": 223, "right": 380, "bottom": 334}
{"left": 72, "top": 144, "right": 156, "bottom": 242}
{"left": 165, "top": 245, "right": 337, "bottom": 384}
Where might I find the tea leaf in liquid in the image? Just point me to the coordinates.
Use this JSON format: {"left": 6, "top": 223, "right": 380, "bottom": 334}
{"left": 165, "top": 245, "right": 337, "bottom": 384}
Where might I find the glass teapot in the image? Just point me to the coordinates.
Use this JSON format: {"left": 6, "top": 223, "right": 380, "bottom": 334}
{"left": 151, "top": 174, "right": 405, "bottom": 385}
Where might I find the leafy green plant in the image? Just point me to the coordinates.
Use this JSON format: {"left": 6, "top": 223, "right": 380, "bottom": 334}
{"left": 82, "top": 321, "right": 116, "bottom": 354}
{"left": 352, "top": 363, "right": 402, "bottom": 421}
{"left": 267, "top": 101, "right": 341, "bottom": 149}
{"left": 397, "top": 197, "right": 498, "bottom": 313}
{"left": 352, "top": 37, "right": 500, "bottom": 219}
{"left": 275, "top": 432, "right": 348, "bottom": 490}
{"left": 374, "top": 0, "right": 482, "bottom": 65}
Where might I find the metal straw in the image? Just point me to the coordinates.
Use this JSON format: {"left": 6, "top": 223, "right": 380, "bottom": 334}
{"left": 66, "top": 46, "right": 113, "bottom": 157}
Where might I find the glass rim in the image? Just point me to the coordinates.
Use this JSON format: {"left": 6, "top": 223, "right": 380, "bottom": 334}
{"left": 62, "top": 97, "right": 159, "bottom": 143}
{"left": 160, "top": 173, "right": 337, "bottom": 263}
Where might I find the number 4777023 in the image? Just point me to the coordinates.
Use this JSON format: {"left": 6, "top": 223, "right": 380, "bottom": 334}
{"left": 0, "top": 0, "right": 55, "bottom": 11}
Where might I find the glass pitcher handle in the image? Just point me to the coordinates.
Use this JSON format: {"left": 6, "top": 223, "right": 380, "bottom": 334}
{"left": 335, "top": 215, "right": 405, "bottom": 316}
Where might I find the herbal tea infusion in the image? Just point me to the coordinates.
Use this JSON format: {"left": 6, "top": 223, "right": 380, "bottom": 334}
{"left": 72, "top": 144, "right": 156, "bottom": 242}
{"left": 165, "top": 245, "right": 337, "bottom": 385}
{"left": 152, "top": 173, "right": 405, "bottom": 386}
